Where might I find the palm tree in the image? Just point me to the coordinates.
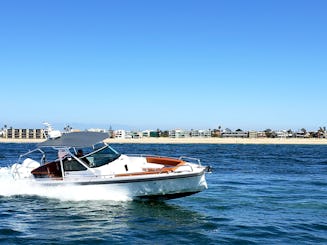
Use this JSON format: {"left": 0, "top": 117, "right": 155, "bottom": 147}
{"left": 64, "top": 125, "right": 72, "bottom": 133}
{"left": 318, "top": 126, "right": 327, "bottom": 138}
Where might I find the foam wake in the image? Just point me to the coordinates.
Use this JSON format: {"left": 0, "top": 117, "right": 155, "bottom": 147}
{"left": 0, "top": 165, "right": 131, "bottom": 202}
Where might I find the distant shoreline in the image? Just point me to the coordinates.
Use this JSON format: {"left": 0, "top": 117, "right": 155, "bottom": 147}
{"left": 1, "top": 137, "right": 327, "bottom": 145}
{"left": 105, "top": 138, "right": 327, "bottom": 145}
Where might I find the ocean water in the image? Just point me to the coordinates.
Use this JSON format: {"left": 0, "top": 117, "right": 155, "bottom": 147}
{"left": 1, "top": 143, "right": 327, "bottom": 244}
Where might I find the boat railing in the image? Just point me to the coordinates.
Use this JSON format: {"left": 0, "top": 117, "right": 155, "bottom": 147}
{"left": 12, "top": 148, "right": 46, "bottom": 180}
{"left": 17, "top": 148, "right": 46, "bottom": 164}
{"left": 161, "top": 163, "right": 194, "bottom": 173}
{"left": 179, "top": 156, "right": 202, "bottom": 166}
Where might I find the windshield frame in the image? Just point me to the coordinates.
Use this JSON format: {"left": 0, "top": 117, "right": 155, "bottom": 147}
{"left": 83, "top": 144, "right": 121, "bottom": 168}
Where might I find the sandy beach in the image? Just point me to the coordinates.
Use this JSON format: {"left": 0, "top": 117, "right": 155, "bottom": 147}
{"left": 1, "top": 137, "right": 327, "bottom": 145}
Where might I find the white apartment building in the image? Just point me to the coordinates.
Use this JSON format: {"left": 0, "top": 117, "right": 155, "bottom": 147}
{"left": 114, "top": 130, "right": 126, "bottom": 138}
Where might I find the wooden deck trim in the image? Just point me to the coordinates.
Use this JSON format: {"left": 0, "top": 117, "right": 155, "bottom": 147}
{"left": 115, "top": 157, "right": 186, "bottom": 177}
{"left": 146, "top": 156, "right": 184, "bottom": 166}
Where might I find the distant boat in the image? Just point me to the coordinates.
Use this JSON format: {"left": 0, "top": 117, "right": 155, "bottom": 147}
{"left": 11, "top": 131, "right": 209, "bottom": 200}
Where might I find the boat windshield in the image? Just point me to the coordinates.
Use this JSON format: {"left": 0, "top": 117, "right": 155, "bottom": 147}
{"left": 86, "top": 145, "right": 121, "bottom": 168}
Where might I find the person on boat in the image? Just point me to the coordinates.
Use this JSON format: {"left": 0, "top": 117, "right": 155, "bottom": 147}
{"left": 76, "top": 149, "right": 90, "bottom": 164}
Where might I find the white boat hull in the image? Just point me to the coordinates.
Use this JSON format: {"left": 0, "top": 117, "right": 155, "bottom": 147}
{"left": 32, "top": 170, "right": 208, "bottom": 200}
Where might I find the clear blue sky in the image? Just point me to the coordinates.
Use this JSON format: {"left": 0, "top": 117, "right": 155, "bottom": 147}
{"left": 0, "top": 0, "right": 326, "bottom": 131}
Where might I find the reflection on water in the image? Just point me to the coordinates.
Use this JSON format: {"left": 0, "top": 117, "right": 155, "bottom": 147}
{"left": 0, "top": 196, "right": 217, "bottom": 244}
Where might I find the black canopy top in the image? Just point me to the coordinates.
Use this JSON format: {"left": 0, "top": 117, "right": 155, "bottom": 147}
{"left": 38, "top": 131, "right": 109, "bottom": 148}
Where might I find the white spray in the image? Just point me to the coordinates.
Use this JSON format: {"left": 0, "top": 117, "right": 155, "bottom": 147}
{"left": 0, "top": 164, "right": 131, "bottom": 202}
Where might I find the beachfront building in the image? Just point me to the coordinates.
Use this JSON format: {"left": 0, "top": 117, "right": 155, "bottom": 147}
{"left": 168, "top": 129, "right": 212, "bottom": 138}
{"left": 221, "top": 128, "right": 248, "bottom": 138}
{"left": 114, "top": 130, "right": 126, "bottom": 139}
{"left": 131, "top": 131, "right": 142, "bottom": 139}
{"left": 276, "top": 130, "right": 289, "bottom": 138}
{"left": 142, "top": 130, "right": 160, "bottom": 137}
{"left": 169, "top": 129, "right": 190, "bottom": 138}
{"left": 249, "top": 131, "right": 269, "bottom": 138}
{"left": 142, "top": 130, "right": 151, "bottom": 137}
{"left": 190, "top": 129, "right": 212, "bottom": 137}
{"left": 202, "top": 129, "right": 212, "bottom": 137}
{"left": 248, "top": 131, "right": 258, "bottom": 138}
{"left": 211, "top": 129, "right": 222, "bottom": 137}
{"left": 2, "top": 128, "right": 47, "bottom": 139}
{"left": 150, "top": 131, "right": 160, "bottom": 137}
{"left": 113, "top": 130, "right": 146, "bottom": 139}
{"left": 294, "top": 130, "right": 310, "bottom": 138}
{"left": 257, "top": 131, "right": 267, "bottom": 138}
{"left": 118, "top": 130, "right": 160, "bottom": 138}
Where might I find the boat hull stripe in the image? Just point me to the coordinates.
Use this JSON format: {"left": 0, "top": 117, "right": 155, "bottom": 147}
{"left": 38, "top": 170, "right": 205, "bottom": 186}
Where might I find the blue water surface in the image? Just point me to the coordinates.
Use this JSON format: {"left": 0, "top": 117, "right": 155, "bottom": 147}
{"left": 1, "top": 143, "right": 327, "bottom": 244}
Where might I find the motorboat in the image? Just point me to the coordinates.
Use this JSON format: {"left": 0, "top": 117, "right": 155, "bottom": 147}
{"left": 11, "top": 132, "right": 209, "bottom": 200}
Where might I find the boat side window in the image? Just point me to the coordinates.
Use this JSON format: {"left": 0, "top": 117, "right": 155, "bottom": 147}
{"left": 63, "top": 158, "right": 87, "bottom": 171}
{"left": 90, "top": 146, "right": 121, "bottom": 168}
